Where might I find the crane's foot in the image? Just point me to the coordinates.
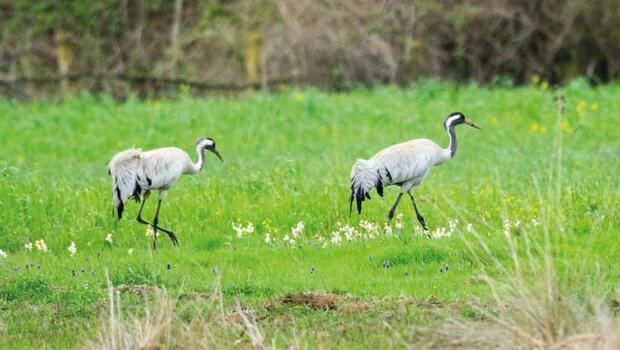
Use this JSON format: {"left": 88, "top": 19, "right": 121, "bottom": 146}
{"left": 416, "top": 215, "right": 429, "bottom": 232}
{"left": 152, "top": 225, "right": 179, "bottom": 247}
{"left": 166, "top": 231, "right": 179, "bottom": 247}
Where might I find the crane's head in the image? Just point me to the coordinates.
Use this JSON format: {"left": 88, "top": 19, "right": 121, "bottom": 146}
{"left": 444, "top": 112, "right": 481, "bottom": 130}
{"left": 197, "top": 137, "right": 224, "bottom": 162}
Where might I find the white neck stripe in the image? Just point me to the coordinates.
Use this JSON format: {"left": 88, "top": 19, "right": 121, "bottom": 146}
{"left": 445, "top": 115, "right": 461, "bottom": 129}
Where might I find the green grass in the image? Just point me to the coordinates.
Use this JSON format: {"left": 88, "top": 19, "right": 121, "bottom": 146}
{"left": 0, "top": 79, "right": 619, "bottom": 348}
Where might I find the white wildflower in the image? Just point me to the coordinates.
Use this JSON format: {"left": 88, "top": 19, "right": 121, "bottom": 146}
{"left": 146, "top": 225, "right": 155, "bottom": 237}
{"left": 395, "top": 213, "right": 404, "bottom": 229}
{"left": 359, "top": 220, "right": 379, "bottom": 236}
{"left": 105, "top": 233, "right": 113, "bottom": 243}
{"left": 531, "top": 217, "right": 540, "bottom": 227}
{"left": 342, "top": 224, "right": 358, "bottom": 241}
{"left": 35, "top": 239, "right": 48, "bottom": 253}
{"left": 430, "top": 226, "right": 451, "bottom": 239}
{"left": 68, "top": 242, "right": 77, "bottom": 257}
{"left": 232, "top": 223, "right": 244, "bottom": 238}
{"left": 330, "top": 231, "right": 342, "bottom": 244}
{"left": 384, "top": 222, "right": 393, "bottom": 236}
{"left": 0, "top": 249, "right": 7, "bottom": 259}
{"left": 128, "top": 248, "right": 134, "bottom": 256}
{"left": 291, "top": 221, "right": 305, "bottom": 238}
{"left": 24, "top": 242, "right": 33, "bottom": 251}
{"left": 466, "top": 223, "right": 474, "bottom": 233}
{"left": 231, "top": 222, "right": 254, "bottom": 238}
{"left": 447, "top": 219, "right": 458, "bottom": 232}
{"left": 503, "top": 219, "right": 511, "bottom": 238}
{"left": 283, "top": 234, "right": 295, "bottom": 245}
{"left": 264, "top": 233, "right": 272, "bottom": 244}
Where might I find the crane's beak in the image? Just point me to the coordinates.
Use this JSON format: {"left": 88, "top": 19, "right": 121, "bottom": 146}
{"left": 210, "top": 148, "right": 224, "bottom": 162}
{"left": 464, "top": 119, "right": 481, "bottom": 130}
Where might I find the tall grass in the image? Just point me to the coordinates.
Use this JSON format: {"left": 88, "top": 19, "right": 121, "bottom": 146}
{"left": 416, "top": 91, "right": 620, "bottom": 349}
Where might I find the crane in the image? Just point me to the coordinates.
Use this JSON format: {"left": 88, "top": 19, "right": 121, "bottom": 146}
{"left": 107, "top": 137, "right": 223, "bottom": 248}
{"left": 349, "top": 112, "right": 480, "bottom": 231}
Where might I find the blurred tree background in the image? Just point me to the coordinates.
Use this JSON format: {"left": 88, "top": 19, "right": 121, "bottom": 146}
{"left": 1, "top": 0, "right": 619, "bottom": 97}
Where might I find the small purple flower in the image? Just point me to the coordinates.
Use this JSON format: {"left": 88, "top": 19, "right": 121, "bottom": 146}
{"left": 14, "top": 266, "right": 20, "bottom": 272}
{"left": 36, "top": 264, "right": 41, "bottom": 270}
{"left": 440, "top": 268, "right": 445, "bottom": 273}
{"left": 382, "top": 261, "right": 391, "bottom": 269}
{"left": 310, "top": 265, "right": 316, "bottom": 274}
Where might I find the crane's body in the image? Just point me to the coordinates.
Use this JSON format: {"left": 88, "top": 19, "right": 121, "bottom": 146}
{"left": 350, "top": 112, "right": 480, "bottom": 230}
{"left": 107, "top": 137, "right": 223, "bottom": 248}
{"left": 137, "top": 147, "right": 202, "bottom": 190}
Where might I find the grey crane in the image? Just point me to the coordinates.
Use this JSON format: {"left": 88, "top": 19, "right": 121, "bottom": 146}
{"left": 107, "top": 137, "right": 223, "bottom": 248}
{"left": 349, "top": 112, "right": 480, "bottom": 230}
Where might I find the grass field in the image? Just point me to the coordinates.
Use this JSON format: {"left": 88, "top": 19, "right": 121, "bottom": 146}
{"left": 0, "top": 79, "right": 619, "bottom": 348}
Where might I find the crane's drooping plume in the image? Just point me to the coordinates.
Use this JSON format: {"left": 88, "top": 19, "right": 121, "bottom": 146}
{"left": 349, "top": 159, "right": 385, "bottom": 215}
{"left": 106, "top": 148, "right": 143, "bottom": 219}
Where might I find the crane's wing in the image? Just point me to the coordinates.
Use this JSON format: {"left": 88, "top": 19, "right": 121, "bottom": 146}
{"left": 371, "top": 140, "right": 438, "bottom": 186}
{"left": 107, "top": 148, "right": 143, "bottom": 219}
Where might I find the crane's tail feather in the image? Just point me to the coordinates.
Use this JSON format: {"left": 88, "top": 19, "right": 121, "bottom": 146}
{"left": 107, "top": 148, "right": 142, "bottom": 219}
{"left": 350, "top": 159, "right": 384, "bottom": 215}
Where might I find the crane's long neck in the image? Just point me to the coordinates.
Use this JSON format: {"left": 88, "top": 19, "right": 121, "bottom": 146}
{"left": 446, "top": 125, "right": 457, "bottom": 158}
{"left": 189, "top": 144, "right": 206, "bottom": 174}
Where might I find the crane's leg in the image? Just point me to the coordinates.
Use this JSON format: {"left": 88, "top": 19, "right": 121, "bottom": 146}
{"left": 152, "top": 198, "right": 179, "bottom": 247}
{"left": 136, "top": 192, "right": 150, "bottom": 225}
{"left": 134, "top": 192, "right": 159, "bottom": 249}
{"left": 386, "top": 193, "right": 404, "bottom": 225}
{"left": 407, "top": 191, "right": 428, "bottom": 231}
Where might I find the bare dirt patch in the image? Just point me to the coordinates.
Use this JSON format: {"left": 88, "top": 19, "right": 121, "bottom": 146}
{"left": 267, "top": 292, "right": 339, "bottom": 311}
{"left": 116, "top": 284, "right": 162, "bottom": 296}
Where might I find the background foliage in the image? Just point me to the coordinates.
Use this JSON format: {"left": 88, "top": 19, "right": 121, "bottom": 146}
{"left": 2, "top": 0, "right": 620, "bottom": 97}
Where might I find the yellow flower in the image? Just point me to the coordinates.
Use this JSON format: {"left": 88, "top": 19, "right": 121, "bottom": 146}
{"left": 540, "top": 81, "right": 548, "bottom": 90}
{"left": 560, "top": 120, "right": 573, "bottom": 134}
{"left": 153, "top": 101, "right": 162, "bottom": 112}
{"left": 530, "top": 122, "right": 548, "bottom": 133}
{"left": 294, "top": 93, "right": 304, "bottom": 102}
{"left": 590, "top": 102, "right": 599, "bottom": 111}
{"left": 576, "top": 100, "right": 586, "bottom": 116}
{"left": 531, "top": 75, "right": 540, "bottom": 85}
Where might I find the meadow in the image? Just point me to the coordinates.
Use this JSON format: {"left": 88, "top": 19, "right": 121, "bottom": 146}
{"left": 0, "top": 79, "right": 619, "bottom": 348}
